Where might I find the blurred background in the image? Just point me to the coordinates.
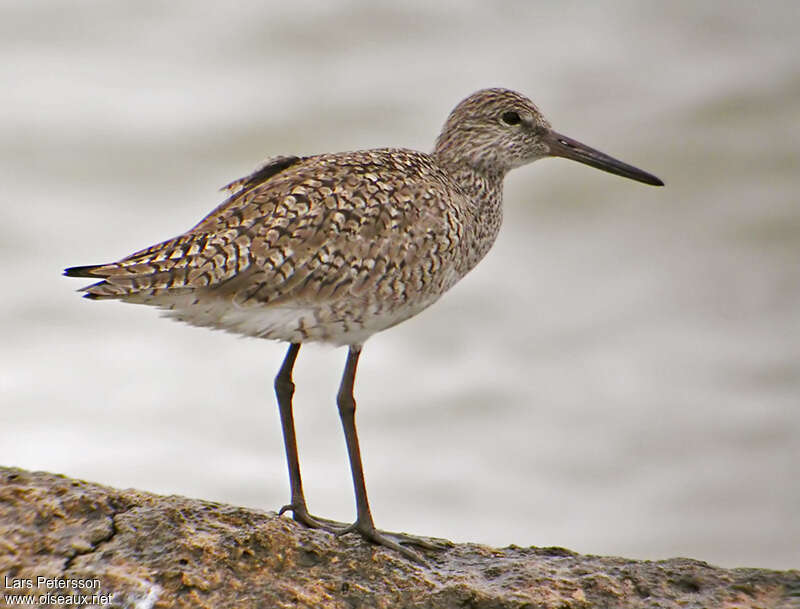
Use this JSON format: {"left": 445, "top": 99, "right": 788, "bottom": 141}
{"left": 2, "top": 1, "right": 798, "bottom": 570}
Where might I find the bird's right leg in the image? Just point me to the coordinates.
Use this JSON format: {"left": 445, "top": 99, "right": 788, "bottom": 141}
{"left": 274, "top": 342, "right": 343, "bottom": 531}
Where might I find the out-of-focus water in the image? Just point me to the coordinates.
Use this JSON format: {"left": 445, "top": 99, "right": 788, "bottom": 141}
{"left": 1, "top": 1, "right": 798, "bottom": 569}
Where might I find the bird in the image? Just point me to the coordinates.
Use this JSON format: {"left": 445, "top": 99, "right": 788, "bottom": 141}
{"left": 65, "top": 88, "right": 663, "bottom": 562}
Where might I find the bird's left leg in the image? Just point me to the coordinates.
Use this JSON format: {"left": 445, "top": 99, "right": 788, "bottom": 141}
{"left": 274, "top": 342, "right": 344, "bottom": 532}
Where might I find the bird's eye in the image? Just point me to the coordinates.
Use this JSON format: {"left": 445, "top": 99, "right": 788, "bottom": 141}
{"left": 501, "top": 111, "right": 522, "bottom": 126}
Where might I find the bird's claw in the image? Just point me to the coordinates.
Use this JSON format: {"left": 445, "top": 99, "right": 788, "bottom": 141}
{"left": 278, "top": 503, "right": 347, "bottom": 534}
{"left": 336, "top": 519, "right": 450, "bottom": 564}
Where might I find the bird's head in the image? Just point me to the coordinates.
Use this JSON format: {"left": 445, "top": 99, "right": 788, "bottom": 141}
{"left": 434, "top": 88, "right": 663, "bottom": 186}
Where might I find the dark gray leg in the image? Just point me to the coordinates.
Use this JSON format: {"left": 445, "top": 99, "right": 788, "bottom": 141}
{"left": 275, "top": 343, "right": 340, "bottom": 530}
{"left": 335, "top": 345, "right": 444, "bottom": 563}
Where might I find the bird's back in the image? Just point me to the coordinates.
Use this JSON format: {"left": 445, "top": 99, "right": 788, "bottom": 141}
{"left": 67, "top": 148, "right": 474, "bottom": 345}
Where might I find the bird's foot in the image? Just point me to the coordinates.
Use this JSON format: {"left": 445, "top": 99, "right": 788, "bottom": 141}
{"left": 278, "top": 502, "right": 347, "bottom": 534}
{"left": 280, "top": 503, "right": 450, "bottom": 564}
{"left": 336, "top": 518, "right": 451, "bottom": 565}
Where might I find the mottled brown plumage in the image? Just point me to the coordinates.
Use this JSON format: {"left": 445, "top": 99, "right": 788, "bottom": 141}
{"left": 65, "top": 88, "right": 663, "bottom": 562}
{"left": 69, "top": 149, "right": 479, "bottom": 344}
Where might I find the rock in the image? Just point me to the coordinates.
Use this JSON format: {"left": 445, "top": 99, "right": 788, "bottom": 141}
{"left": 0, "top": 466, "right": 797, "bottom": 608}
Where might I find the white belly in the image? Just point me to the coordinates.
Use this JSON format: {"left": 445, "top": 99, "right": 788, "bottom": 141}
{"left": 159, "top": 294, "right": 439, "bottom": 346}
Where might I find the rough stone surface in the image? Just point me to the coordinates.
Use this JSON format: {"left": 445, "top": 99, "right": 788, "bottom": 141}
{"left": 0, "top": 467, "right": 797, "bottom": 609}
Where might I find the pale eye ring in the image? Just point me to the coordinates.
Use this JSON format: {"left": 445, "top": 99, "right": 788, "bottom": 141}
{"left": 501, "top": 111, "right": 522, "bottom": 126}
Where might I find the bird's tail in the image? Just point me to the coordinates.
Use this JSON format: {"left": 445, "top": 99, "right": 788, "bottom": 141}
{"left": 63, "top": 264, "right": 138, "bottom": 300}
{"left": 63, "top": 264, "right": 104, "bottom": 278}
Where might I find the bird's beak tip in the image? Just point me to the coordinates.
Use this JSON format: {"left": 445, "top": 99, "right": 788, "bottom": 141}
{"left": 640, "top": 174, "right": 665, "bottom": 187}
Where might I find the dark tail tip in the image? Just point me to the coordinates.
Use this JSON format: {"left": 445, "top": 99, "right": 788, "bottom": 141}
{"left": 64, "top": 264, "right": 102, "bottom": 278}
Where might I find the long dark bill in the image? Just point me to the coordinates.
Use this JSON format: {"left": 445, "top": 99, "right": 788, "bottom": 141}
{"left": 546, "top": 131, "right": 664, "bottom": 186}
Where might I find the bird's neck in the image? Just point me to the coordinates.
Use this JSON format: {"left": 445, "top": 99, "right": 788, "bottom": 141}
{"left": 437, "top": 158, "right": 506, "bottom": 275}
